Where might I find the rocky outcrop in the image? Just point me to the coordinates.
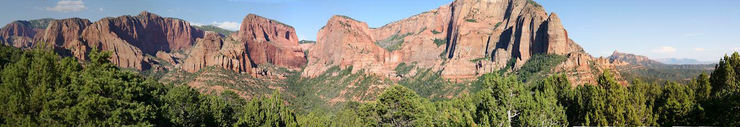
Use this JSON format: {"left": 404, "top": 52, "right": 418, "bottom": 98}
{"left": 81, "top": 11, "right": 204, "bottom": 70}
{"left": 182, "top": 32, "right": 253, "bottom": 73}
{"left": 36, "top": 18, "right": 92, "bottom": 58}
{"left": 303, "top": 15, "right": 397, "bottom": 77}
{"left": 552, "top": 52, "right": 626, "bottom": 86}
{"left": 608, "top": 51, "right": 663, "bottom": 67}
{"left": 236, "top": 14, "right": 306, "bottom": 70}
{"left": 304, "top": 0, "right": 624, "bottom": 85}
{"left": 1, "top": 12, "right": 308, "bottom": 75}
{"left": 0, "top": 21, "right": 38, "bottom": 48}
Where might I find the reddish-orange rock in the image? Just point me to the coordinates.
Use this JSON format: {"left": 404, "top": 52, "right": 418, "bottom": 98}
{"left": 303, "top": 0, "right": 625, "bottom": 85}
{"left": 81, "top": 11, "right": 203, "bottom": 70}
{"left": 303, "top": 15, "right": 394, "bottom": 77}
{"left": 182, "top": 32, "right": 253, "bottom": 73}
{"left": 38, "top": 18, "right": 91, "bottom": 47}
{"left": 36, "top": 18, "right": 92, "bottom": 59}
{"left": 236, "top": 14, "right": 306, "bottom": 70}
{"left": 0, "top": 21, "right": 38, "bottom": 48}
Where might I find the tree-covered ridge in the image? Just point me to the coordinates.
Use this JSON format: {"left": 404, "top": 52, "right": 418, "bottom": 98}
{"left": 0, "top": 45, "right": 297, "bottom": 126}
{"left": 193, "top": 25, "right": 236, "bottom": 36}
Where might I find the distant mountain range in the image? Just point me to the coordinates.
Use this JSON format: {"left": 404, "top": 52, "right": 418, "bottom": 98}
{"left": 656, "top": 58, "right": 714, "bottom": 65}
{"left": 608, "top": 51, "right": 714, "bottom": 82}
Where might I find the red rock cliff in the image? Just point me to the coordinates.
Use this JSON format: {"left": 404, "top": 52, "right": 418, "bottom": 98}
{"left": 303, "top": 0, "right": 624, "bottom": 85}
{"left": 81, "top": 11, "right": 203, "bottom": 70}
{"left": 236, "top": 14, "right": 306, "bottom": 70}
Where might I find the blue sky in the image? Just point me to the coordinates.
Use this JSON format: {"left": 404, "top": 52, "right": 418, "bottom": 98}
{"left": 1, "top": 0, "right": 739, "bottom": 61}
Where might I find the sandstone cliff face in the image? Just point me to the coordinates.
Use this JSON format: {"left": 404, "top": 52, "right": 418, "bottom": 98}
{"left": 304, "top": 0, "right": 624, "bottom": 85}
{"left": 181, "top": 32, "right": 253, "bottom": 73}
{"left": 1, "top": 12, "right": 307, "bottom": 75}
{"left": 37, "top": 18, "right": 92, "bottom": 59}
{"left": 303, "top": 15, "right": 396, "bottom": 77}
{"left": 81, "top": 11, "right": 204, "bottom": 70}
{"left": 608, "top": 51, "right": 662, "bottom": 67}
{"left": 236, "top": 14, "right": 307, "bottom": 70}
{"left": 0, "top": 21, "right": 38, "bottom": 48}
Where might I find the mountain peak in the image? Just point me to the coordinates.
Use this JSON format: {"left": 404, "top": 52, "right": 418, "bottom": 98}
{"left": 137, "top": 11, "right": 161, "bottom": 18}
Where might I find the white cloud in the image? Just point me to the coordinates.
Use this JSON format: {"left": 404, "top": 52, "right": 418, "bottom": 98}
{"left": 190, "top": 22, "right": 204, "bottom": 26}
{"left": 45, "top": 0, "right": 87, "bottom": 12}
{"left": 212, "top": 21, "right": 240, "bottom": 31}
{"left": 652, "top": 46, "right": 677, "bottom": 53}
{"left": 693, "top": 48, "right": 705, "bottom": 51}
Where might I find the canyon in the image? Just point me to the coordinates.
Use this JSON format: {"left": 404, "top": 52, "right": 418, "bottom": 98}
{"left": 1, "top": 0, "right": 631, "bottom": 98}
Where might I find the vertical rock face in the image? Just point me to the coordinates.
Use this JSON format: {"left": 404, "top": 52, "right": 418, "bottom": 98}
{"left": 0, "top": 21, "right": 38, "bottom": 48}
{"left": 236, "top": 14, "right": 306, "bottom": 70}
{"left": 303, "top": 15, "right": 393, "bottom": 77}
{"left": 83, "top": 11, "right": 202, "bottom": 55}
{"left": 1, "top": 12, "right": 307, "bottom": 75}
{"left": 182, "top": 32, "right": 224, "bottom": 72}
{"left": 181, "top": 32, "right": 253, "bottom": 73}
{"left": 303, "top": 0, "right": 624, "bottom": 85}
{"left": 80, "top": 11, "right": 204, "bottom": 70}
{"left": 37, "top": 18, "right": 92, "bottom": 59}
{"left": 38, "top": 18, "right": 91, "bottom": 47}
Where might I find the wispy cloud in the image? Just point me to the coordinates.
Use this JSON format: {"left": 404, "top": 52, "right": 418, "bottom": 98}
{"left": 212, "top": 21, "right": 240, "bottom": 31}
{"left": 191, "top": 22, "right": 204, "bottom": 26}
{"left": 693, "top": 48, "right": 705, "bottom": 51}
{"left": 45, "top": 0, "right": 87, "bottom": 12}
{"left": 652, "top": 46, "right": 677, "bottom": 53}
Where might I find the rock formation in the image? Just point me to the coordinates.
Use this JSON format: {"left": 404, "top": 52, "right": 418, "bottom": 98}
{"left": 0, "top": 21, "right": 39, "bottom": 48}
{"left": 181, "top": 32, "right": 253, "bottom": 73}
{"left": 608, "top": 51, "right": 662, "bottom": 67}
{"left": 0, "top": 0, "right": 627, "bottom": 86}
{"left": 80, "top": 11, "right": 204, "bottom": 70}
{"left": 236, "top": 14, "right": 306, "bottom": 70}
{"left": 37, "top": 18, "right": 92, "bottom": 59}
{"left": 305, "top": 0, "right": 624, "bottom": 85}
{"left": 303, "top": 15, "right": 397, "bottom": 77}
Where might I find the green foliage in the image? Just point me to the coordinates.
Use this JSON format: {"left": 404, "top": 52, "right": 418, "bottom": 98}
{"left": 470, "top": 56, "right": 489, "bottom": 63}
{"left": 298, "top": 40, "right": 316, "bottom": 44}
{"left": 431, "top": 30, "right": 441, "bottom": 34}
{"left": 433, "top": 38, "right": 446, "bottom": 47}
{"left": 361, "top": 85, "right": 435, "bottom": 126}
{"left": 0, "top": 45, "right": 22, "bottom": 70}
{"left": 27, "top": 18, "right": 55, "bottom": 29}
{"left": 527, "top": 0, "right": 542, "bottom": 8}
{"left": 3, "top": 44, "right": 740, "bottom": 126}
{"left": 493, "top": 22, "right": 503, "bottom": 30}
{"left": 235, "top": 91, "right": 298, "bottom": 127}
{"left": 656, "top": 82, "right": 697, "bottom": 126}
{"left": 394, "top": 62, "right": 415, "bottom": 76}
{"left": 375, "top": 32, "right": 412, "bottom": 51}
{"left": 517, "top": 54, "right": 567, "bottom": 82}
{"left": 465, "top": 19, "right": 477, "bottom": 23}
{"left": 398, "top": 68, "right": 472, "bottom": 100}
{"left": 0, "top": 47, "right": 296, "bottom": 126}
{"left": 558, "top": 71, "right": 657, "bottom": 126}
{"left": 193, "top": 25, "right": 236, "bottom": 36}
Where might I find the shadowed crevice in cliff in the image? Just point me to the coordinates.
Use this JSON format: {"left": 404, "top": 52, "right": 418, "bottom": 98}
{"left": 503, "top": 0, "right": 514, "bottom": 22}
{"left": 485, "top": 35, "right": 492, "bottom": 56}
{"left": 444, "top": 3, "right": 456, "bottom": 59}
{"left": 497, "top": 28, "right": 513, "bottom": 49}
{"left": 533, "top": 20, "right": 549, "bottom": 55}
